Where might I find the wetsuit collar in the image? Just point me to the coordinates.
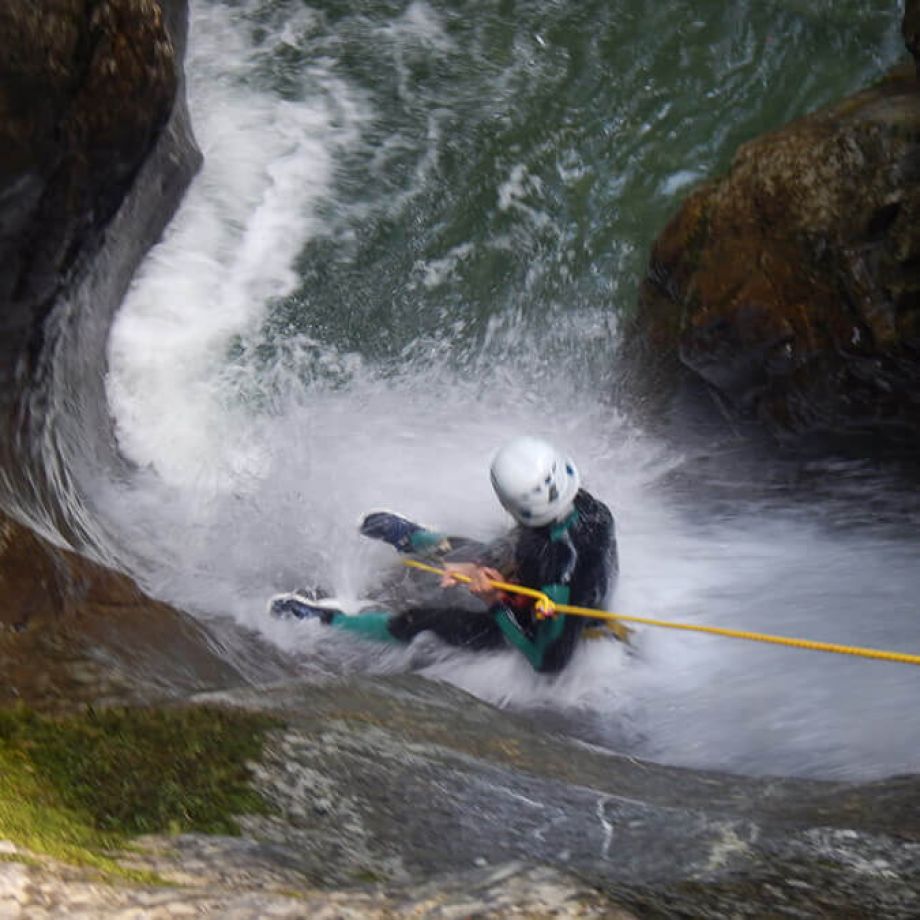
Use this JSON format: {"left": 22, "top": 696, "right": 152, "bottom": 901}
{"left": 549, "top": 508, "right": 579, "bottom": 542}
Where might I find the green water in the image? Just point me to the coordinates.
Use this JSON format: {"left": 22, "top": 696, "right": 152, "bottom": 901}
{"left": 236, "top": 0, "right": 903, "bottom": 380}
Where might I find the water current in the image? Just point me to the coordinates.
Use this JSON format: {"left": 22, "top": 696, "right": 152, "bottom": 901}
{"left": 98, "top": 0, "right": 919, "bottom": 781}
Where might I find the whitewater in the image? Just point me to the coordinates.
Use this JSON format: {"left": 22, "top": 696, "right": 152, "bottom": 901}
{"left": 98, "top": 0, "right": 920, "bottom": 781}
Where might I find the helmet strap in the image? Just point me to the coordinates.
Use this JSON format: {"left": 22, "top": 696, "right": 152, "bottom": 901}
{"left": 549, "top": 508, "right": 579, "bottom": 542}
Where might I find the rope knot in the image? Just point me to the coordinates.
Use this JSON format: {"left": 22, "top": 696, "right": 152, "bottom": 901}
{"left": 534, "top": 595, "right": 557, "bottom": 619}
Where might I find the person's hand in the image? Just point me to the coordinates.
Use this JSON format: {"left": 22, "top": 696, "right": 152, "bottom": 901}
{"left": 441, "top": 563, "right": 505, "bottom": 607}
{"left": 439, "top": 562, "right": 479, "bottom": 588}
{"left": 467, "top": 566, "right": 505, "bottom": 606}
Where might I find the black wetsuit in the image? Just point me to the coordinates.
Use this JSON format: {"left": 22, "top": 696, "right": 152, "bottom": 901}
{"left": 386, "top": 489, "right": 618, "bottom": 673}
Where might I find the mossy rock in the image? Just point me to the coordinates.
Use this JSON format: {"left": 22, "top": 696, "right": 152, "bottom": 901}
{"left": 624, "top": 65, "right": 920, "bottom": 445}
{"left": 0, "top": 703, "right": 277, "bottom": 877}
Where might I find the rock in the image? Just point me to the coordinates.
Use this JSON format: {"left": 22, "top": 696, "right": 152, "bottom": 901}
{"left": 0, "top": 0, "right": 176, "bottom": 352}
{"left": 0, "top": 2, "right": 253, "bottom": 710}
{"left": 0, "top": 853, "right": 632, "bottom": 919}
{"left": 0, "top": 510, "right": 292, "bottom": 709}
{"left": 624, "top": 63, "right": 920, "bottom": 445}
{"left": 905, "top": 0, "right": 920, "bottom": 78}
{"left": 0, "top": 0, "right": 251, "bottom": 714}
{"left": 5, "top": 677, "right": 919, "bottom": 918}
{"left": 0, "top": 0, "right": 201, "bottom": 545}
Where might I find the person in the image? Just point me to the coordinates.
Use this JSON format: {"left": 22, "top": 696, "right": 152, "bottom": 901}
{"left": 271, "top": 435, "right": 618, "bottom": 673}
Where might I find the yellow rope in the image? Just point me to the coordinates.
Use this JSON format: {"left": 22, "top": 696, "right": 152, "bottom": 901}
{"left": 402, "top": 558, "right": 920, "bottom": 667}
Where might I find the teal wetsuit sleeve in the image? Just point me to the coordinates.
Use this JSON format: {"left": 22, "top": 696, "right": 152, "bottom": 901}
{"left": 492, "top": 583, "right": 570, "bottom": 671}
{"left": 329, "top": 611, "right": 402, "bottom": 644}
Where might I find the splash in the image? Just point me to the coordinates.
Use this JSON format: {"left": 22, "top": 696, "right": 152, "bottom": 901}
{"left": 101, "top": 0, "right": 917, "bottom": 781}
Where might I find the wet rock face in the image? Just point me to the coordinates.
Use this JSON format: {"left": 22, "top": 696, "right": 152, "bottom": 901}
{"left": 0, "top": 0, "right": 234, "bottom": 710}
{"left": 5, "top": 677, "right": 920, "bottom": 918}
{"left": 0, "top": 0, "right": 201, "bottom": 541}
{"left": 626, "top": 65, "right": 920, "bottom": 443}
{"left": 0, "top": 1, "right": 176, "bottom": 361}
{"left": 905, "top": 0, "right": 920, "bottom": 77}
{"left": 0, "top": 511, "right": 276, "bottom": 709}
{"left": 213, "top": 680, "right": 920, "bottom": 918}
{"left": 0, "top": 852, "right": 633, "bottom": 919}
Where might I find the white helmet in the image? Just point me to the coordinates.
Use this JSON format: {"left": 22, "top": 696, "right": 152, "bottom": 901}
{"left": 490, "top": 436, "right": 580, "bottom": 527}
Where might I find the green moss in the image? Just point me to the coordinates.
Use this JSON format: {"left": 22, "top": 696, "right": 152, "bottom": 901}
{"left": 0, "top": 703, "right": 277, "bottom": 877}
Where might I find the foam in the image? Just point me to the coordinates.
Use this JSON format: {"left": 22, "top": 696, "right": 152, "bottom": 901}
{"left": 99, "top": 0, "right": 920, "bottom": 782}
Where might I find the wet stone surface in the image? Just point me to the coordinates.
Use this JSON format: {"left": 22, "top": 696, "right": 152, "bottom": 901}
{"left": 181, "top": 678, "right": 920, "bottom": 918}
{"left": 3, "top": 675, "right": 919, "bottom": 917}
{"left": 0, "top": 847, "right": 632, "bottom": 919}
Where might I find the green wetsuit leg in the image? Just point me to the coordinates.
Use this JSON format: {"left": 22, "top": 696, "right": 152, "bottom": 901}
{"left": 328, "top": 611, "right": 403, "bottom": 644}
